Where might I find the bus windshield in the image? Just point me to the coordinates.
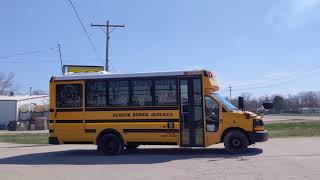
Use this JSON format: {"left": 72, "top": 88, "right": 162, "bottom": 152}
{"left": 213, "top": 93, "right": 238, "bottom": 111}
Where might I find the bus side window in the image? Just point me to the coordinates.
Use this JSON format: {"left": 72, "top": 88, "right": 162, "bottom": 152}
{"left": 155, "top": 79, "right": 177, "bottom": 106}
{"left": 86, "top": 80, "right": 107, "bottom": 107}
{"left": 109, "top": 80, "right": 129, "bottom": 106}
{"left": 132, "top": 80, "right": 152, "bottom": 106}
{"left": 56, "top": 84, "right": 83, "bottom": 108}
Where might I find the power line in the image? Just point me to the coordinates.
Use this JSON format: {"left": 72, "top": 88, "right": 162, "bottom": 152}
{"left": 230, "top": 67, "right": 320, "bottom": 92}
{"left": 231, "top": 64, "right": 320, "bottom": 88}
{"left": 67, "top": 0, "right": 98, "bottom": 54}
{"left": 220, "top": 64, "right": 320, "bottom": 92}
{"left": 0, "top": 60, "right": 58, "bottom": 64}
{"left": 0, "top": 54, "right": 60, "bottom": 62}
{"left": 0, "top": 47, "right": 57, "bottom": 60}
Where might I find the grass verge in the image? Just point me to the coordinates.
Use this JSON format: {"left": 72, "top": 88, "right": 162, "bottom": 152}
{"left": 266, "top": 121, "right": 320, "bottom": 138}
{"left": 0, "top": 122, "right": 319, "bottom": 144}
{"left": 0, "top": 133, "right": 48, "bottom": 144}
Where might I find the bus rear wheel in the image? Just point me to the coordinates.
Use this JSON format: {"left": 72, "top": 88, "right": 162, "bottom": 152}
{"left": 223, "top": 130, "right": 249, "bottom": 154}
{"left": 98, "top": 134, "right": 124, "bottom": 155}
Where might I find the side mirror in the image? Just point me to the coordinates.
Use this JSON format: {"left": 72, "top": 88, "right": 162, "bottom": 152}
{"left": 238, "top": 96, "right": 244, "bottom": 110}
{"left": 262, "top": 102, "right": 273, "bottom": 110}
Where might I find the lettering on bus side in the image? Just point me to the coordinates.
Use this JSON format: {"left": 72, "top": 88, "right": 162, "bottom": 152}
{"left": 151, "top": 113, "right": 173, "bottom": 117}
{"left": 133, "top": 113, "right": 150, "bottom": 117}
{"left": 160, "top": 133, "right": 177, "bottom": 137}
{"left": 113, "top": 113, "right": 131, "bottom": 117}
{"left": 112, "top": 112, "right": 174, "bottom": 118}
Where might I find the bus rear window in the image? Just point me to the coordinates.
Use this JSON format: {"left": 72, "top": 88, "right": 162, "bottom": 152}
{"left": 56, "top": 84, "right": 82, "bottom": 108}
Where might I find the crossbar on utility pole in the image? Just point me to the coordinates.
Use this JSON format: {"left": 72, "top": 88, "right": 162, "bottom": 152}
{"left": 91, "top": 21, "right": 125, "bottom": 71}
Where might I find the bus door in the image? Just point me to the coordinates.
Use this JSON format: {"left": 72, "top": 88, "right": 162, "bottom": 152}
{"left": 204, "top": 95, "right": 221, "bottom": 146}
{"left": 179, "top": 78, "right": 204, "bottom": 147}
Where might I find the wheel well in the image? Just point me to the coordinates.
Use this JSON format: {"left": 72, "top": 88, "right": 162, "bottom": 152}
{"left": 96, "top": 129, "right": 124, "bottom": 145}
{"left": 220, "top": 127, "right": 250, "bottom": 143}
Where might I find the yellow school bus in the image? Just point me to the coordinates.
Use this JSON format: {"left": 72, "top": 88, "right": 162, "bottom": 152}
{"left": 49, "top": 70, "right": 268, "bottom": 155}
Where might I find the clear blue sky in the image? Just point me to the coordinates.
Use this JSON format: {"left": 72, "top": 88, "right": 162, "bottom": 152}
{"left": 1, "top": 0, "right": 320, "bottom": 98}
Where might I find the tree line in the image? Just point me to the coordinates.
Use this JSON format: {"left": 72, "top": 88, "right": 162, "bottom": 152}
{"left": 229, "top": 91, "right": 320, "bottom": 114}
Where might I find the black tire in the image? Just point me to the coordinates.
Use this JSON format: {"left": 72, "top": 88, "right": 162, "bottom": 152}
{"left": 223, "top": 130, "right": 249, "bottom": 154}
{"left": 98, "top": 134, "right": 124, "bottom": 155}
{"left": 125, "top": 144, "right": 139, "bottom": 150}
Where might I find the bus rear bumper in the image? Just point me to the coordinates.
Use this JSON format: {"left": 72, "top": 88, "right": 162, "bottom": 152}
{"left": 249, "top": 130, "right": 268, "bottom": 143}
{"left": 49, "top": 137, "right": 60, "bottom": 145}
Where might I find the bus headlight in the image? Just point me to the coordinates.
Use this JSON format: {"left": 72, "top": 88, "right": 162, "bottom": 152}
{"left": 253, "top": 119, "right": 265, "bottom": 131}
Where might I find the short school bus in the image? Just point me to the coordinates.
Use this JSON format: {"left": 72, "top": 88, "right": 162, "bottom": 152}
{"left": 49, "top": 70, "right": 268, "bottom": 155}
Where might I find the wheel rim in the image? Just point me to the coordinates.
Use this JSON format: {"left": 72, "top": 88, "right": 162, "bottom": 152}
{"left": 231, "top": 138, "right": 241, "bottom": 147}
{"left": 101, "top": 140, "right": 116, "bottom": 153}
{"left": 106, "top": 141, "right": 115, "bottom": 152}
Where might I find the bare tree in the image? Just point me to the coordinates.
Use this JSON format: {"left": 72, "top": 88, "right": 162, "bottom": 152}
{"left": 287, "top": 94, "right": 300, "bottom": 112}
{"left": 240, "top": 92, "right": 261, "bottom": 111}
{"left": 0, "top": 72, "right": 15, "bottom": 95}
{"left": 231, "top": 90, "right": 320, "bottom": 114}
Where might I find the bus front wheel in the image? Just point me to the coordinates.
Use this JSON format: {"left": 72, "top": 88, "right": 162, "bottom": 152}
{"left": 223, "top": 130, "right": 249, "bottom": 154}
{"left": 98, "top": 134, "right": 124, "bottom": 155}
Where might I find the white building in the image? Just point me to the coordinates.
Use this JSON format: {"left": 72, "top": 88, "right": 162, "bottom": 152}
{"left": 0, "top": 95, "right": 49, "bottom": 127}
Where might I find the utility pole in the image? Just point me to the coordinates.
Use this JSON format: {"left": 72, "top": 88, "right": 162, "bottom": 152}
{"left": 91, "top": 21, "right": 125, "bottom": 71}
{"left": 29, "top": 87, "right": 32, "bottom": 96}
{"left": 228, "top": 85, "right": 232, "bottom": 100}
{"left": 57, "top": 44, "right": 63, "bottom": 75}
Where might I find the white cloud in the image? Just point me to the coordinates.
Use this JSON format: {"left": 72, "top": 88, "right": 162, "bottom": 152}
{"left": 266, "top": 0, "right": 320, "bottom": 29}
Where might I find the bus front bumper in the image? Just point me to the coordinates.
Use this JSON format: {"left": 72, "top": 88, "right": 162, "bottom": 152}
{"left": 249, "top": 130, "right": 268, "bottom": 143}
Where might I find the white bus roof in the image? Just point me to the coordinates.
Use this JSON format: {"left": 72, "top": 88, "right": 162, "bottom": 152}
{"left": 54, "top": 70, "right": 207, "bottom": 81}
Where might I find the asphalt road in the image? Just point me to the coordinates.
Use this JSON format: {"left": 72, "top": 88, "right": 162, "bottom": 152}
{"left": 0, "top": 137, "right": 320, "bottom": 180}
